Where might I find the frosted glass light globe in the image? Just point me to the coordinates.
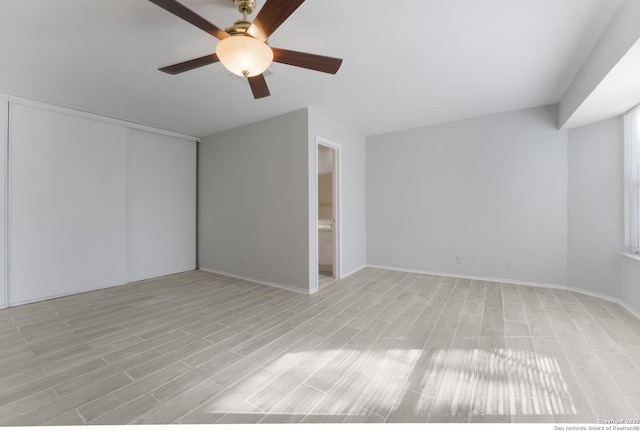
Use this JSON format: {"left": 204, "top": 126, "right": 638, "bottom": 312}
{"left": 216, "top": 34, "right": 273, "bottom": 77}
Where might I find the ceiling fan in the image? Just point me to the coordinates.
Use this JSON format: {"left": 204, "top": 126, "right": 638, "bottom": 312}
{"left": 148, "top": 0, "right": 343, "bottom": 99}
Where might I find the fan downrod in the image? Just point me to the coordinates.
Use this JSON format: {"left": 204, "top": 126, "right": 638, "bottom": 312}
{"left": 234, "top": 0, "right": 255, "bottom": 16}
{"left": 226, "top": 0, "right": 256, "bottom": 34}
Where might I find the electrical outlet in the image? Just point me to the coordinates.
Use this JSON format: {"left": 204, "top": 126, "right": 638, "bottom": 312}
{"left": 456, "top": 256, "right": 463, "bottom": 264}
{"left": 507, "top": 261, "right": 513, "bottom": 270}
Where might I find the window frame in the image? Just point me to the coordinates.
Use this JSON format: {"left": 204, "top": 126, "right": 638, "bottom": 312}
{"left": 625, "top": 105, "right": 640, "bottom": 253}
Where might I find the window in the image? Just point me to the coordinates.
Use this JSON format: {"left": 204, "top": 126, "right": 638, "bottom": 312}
{"left": 626, "top": 105, "right": 640, "bottom": 253}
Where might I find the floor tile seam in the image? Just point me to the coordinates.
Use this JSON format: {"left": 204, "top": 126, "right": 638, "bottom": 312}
{"left": 451, "top": 284, "right": 483, "bottom": 342}
{"left": 73, "top": 407, "right": 87, "bottom": 425}
{"left": 607, "top": 313, "right": 640, "bottom": 342}
{"left": 241, "top": 311, "right": 302, "bottom": 336}
{"left": 253, "top": 301, "right": 305, "bottom": 321}
{"left": 179, "top": 321, "right": 230, "bottom": 337}
{"left": 170, "top": 381, "right": 251, "bottom": 425}
{"left": 341, "top": 278, "right": 414, "bottom": 332}
{"left": 87, "top": 391, "right": 158, "bottom": 425}
{"left": 14, "top": 319, "right": 78, "bottom": 336}
{"left": 447, "top": 332, "right": 482, "bottom": 420}
{"left": 569, "top": 365, "right": 621, "bottom": 419}
{"left": 228, "top": 321, "right": 300, "bottom": 356}
{"left": 0, "top": 387, "right": 59, "bottom": 421}
{"left": 312, "top": 284, "right": 391, "bottom": 321}
{"left": 346, "top": 345, "right": 412, "bottom": 418}
{"left": 100, "top": 332, "right": 186, "bottom": 364}
{"left": 1, "top": 371, "right": 135, "bottom": 425}
{"left": 63, "top": 304, "right": 156, "bottom": 328}
{"left": 266, "top": 381, "right": 327, "bottom": 416}
{"left": 552, "top": 321, "right": 610, "bottom": 374}
{"left": 0, "top": 328, "right": 21, "bottom": 343}
{"left": 377, "top": 287, "right": 428, "bottom": 334}
{"left": 581, "top": 348, "right": 640, "bottom": 417}
{"left": 0, "top": 344, "right": 35, "bottom": 364}
{"left": 453, "top": 285, "right": 487, "bottom": 418}
{"left": 0, "top": 368, "right": 49, "bottom": 395}
{"left": 300, "top": 348, "right": 368, "bottom": 395}
{"left": 159, "top": 327, "right": 224, "bottom": 350}
{"left": 311, "top": 273, "right": 400, "bottom": 311}
{"left": 379, "top": 310, "right": 429, "bottom": 341}
{"left": 26, "top": 336, "right": 89, "bottom": 360}
{"left": 200, "top": 366, "right": 280, "bottom": 412}
{"left": 569, "top": 311, "right": 626, "bottom": 355}
{"left": 137, "top": 313, "right": 214, "bottom": 334}
{"left": 349, "top": 405, "right": 385, "bottom": 423}
{"left": 209, "top": 344, "right": 289, "bottom": 389}
{"left": 56, "top": 369, "right": 144, "bottom": 416}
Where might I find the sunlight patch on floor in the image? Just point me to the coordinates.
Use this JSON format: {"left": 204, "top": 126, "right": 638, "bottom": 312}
{"left": 202, "top": 347, "right": 576, "bottom": 420}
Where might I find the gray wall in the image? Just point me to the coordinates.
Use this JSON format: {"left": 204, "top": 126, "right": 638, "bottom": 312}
{"left": 198, "top": 109, "right": 310, "bottom": 292}
{"left": 567, "top": 117, "right": 624, "bottom": 298}
{"left": 366, "top": 105, "right": 568, "bottom": 286}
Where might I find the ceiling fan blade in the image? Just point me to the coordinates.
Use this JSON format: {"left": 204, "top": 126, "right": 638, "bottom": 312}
{"left": 148, "top": 0, "right": 229, "bottom": 40}
{"left": 247, "top": 74, "right": 271, "bottom": 99}
{"left": 247, "top": 0, "right": 306, "bottom": 42}
{"left": 272, "top": 48, "right": 343, "bottom": 74}
{"left": 158, "top": 53, "right": 220, "bottom": 75}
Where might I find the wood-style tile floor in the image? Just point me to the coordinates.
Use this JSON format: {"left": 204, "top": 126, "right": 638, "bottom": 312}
{"left": 1, "top": 268, "right": 640, "bottom": 425}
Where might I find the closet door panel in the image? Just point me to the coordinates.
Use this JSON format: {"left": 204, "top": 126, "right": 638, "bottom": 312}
{"left": 10, "top": 104, "right": 127, "bottom": 305}
{"left": 127, "top": 129, "right": 196, "bottom": 282}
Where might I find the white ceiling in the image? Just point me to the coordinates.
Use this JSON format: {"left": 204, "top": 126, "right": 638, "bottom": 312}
{"left": 0, "top": 0, "right": 626, "bottom": 138}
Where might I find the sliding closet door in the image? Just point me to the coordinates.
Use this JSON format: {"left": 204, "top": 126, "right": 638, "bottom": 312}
{"left": 10, "top": 103, "right": 128, "bottom": 305}
{"left": 127, "top": 129, "right": 196, "bottom": 282}
{"left": 0, "top": 100, "right": 6, "bottom": 309}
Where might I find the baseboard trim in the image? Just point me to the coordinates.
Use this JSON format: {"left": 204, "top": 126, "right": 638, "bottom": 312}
{"left": 199, "top": 268, "right": 309, "bottom": 295}
{"left": 7, "top": 282, "right": 128, "bottom": 308}
{"left": 341, "top": 264, "right": 368, "bottom": 280}
{"left": 566, "top": 284, "right": 640, "bottom": 322}
{"left": 366, "top": 264, "right": 640, "bottom": 320}
{"left": 366, "top": 264, "right": 568, "bottom": 290}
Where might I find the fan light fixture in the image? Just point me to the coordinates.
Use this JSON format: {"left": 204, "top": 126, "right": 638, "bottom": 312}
{"left": 216, "top": 34, "right": 273, "bottom": 78}
{"left": 150, "top": 0, "right": 343, "bottom": 99}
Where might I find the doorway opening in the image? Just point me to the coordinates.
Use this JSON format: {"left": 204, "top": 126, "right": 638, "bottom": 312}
{"left": 317, "top": 140, "right": 340, "bottom": 290}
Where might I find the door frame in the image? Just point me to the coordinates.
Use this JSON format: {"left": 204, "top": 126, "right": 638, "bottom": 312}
{"left": 314, "top": 137, "right": 341, "bottom": 292}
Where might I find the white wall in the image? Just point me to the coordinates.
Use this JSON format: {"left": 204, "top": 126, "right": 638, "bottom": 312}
{"left": 126, "top": 129, "right": 197, "bottom": 282}
{"left": 567, "top": 117, "right": 624, "bottom": 298}
{"left": 621, "top": 254, "right": 640, "bottom": 315}
{"left": 308, "top": 107, "right": 367, "bottom": 291}
{"left": 0, "top": 98, "right": 6, "bottom": 309}
{"left": 9, "top": 103, "right": 128, "bottom": 305}
{"left": 198, "top": 109, "right": 310, "bottom": 292}
{"left": 366, "top": 105, "right": 568, "bottom": 286}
